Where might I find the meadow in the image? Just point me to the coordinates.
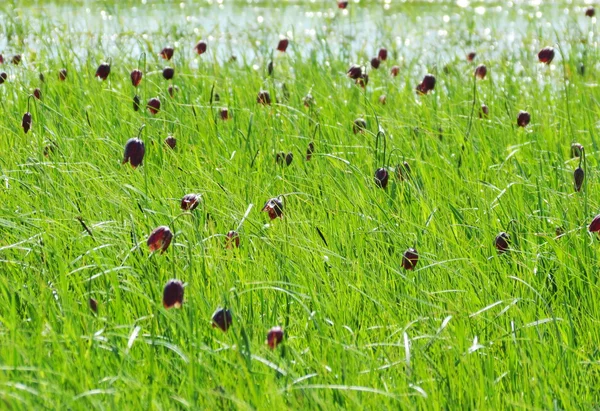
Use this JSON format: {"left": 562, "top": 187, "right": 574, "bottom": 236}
{"left": 1, "top": 0, "right": 600, "bottom": 409}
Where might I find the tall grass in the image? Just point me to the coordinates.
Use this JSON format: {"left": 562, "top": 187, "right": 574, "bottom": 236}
{"left": 0, "top": 0, "right": 599, "bottom": 408}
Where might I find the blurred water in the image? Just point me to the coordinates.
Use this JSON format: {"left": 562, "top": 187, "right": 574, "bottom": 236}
{"left": 0, "top": 0, "right": 597, "bottom": 68}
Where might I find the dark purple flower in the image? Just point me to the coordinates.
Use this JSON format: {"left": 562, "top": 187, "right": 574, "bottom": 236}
{"left": 402, "top": 248, "right": 419, "bottom": 270}
{"left": 396, "top": 161, "right": 411, "bottom": 181}
{"left": 306, "top": 141, "right": 314, "bottom": 161}
{"left": 353, "top": 118, "right": 366, "bottom": 134}
{"left": 181, "top": 193, "right": 201, "bottom": 211}
{"left": 370, "top": 57, "right": 380, "bottom": 69}
{"left": 160, "top": 47, "right": 174, "bottom": 60}
{"left": 586, "top": 7, "right": 595, "bottom": 17}
{"left": 347, "top": 65, "right": 362, "bottom": 80}
{"left": 95, "top": 62, "right": 110, "bottom": 80}
{"left": 378, "top": 48, "right": 388, "bottom": 61}
{"left": 89, "top": 298, "right": 98, "bottom": 313}
{"left": 122, "top": 138, "right": 145, "bottom": 167}
{"left": 22, "top": 112, "right": 32, "bottom": 134}
{"left": 475, "top": 64, "right": 487, "bottom": 79}
{"left": 220, "top": 108, "right": 230, "bottom": 120}
{"left": 131, "top": 69, "right": 143, "bottom": 87}
{"left": 416, "top": 74, "right": 436, "bottom": 94}
{"left": 147, "top": 226, "right": 173, "bottom": 253}
{"left": 257, "top": 90, "right": 271, "bottom": 105}
{"left": 374, "top": 168, "right": 389, "bottom": 188}
{"left": 225, "top": 230, "right": 240, "bottom": 249}
{"left": 162, "top": 67, "right": 174, "bottom": 80}
{"left": 147, "top": 97, "right": 161, "bottom": 114}
{"left": 12, "top": 55, "right": 21, "bottom": 65}
{"left": 390, "top": 66, "right": 400, "bottom": 77}
{"left": 589, "top": 215, "right": 600, "bottom": 232}
{"left": 59, "top": 68, "right": 67, "bottom": 81}
{"left": 467, "top": 52, "right": 476, "bottom": 62}
{"left": 0, "top": 72, "right": 7, "bottom": 85}
{"left": 538, "top": 47, "right": 555, "bottom": 64}
{"left": 165, "top": 135, "right": 176, "bottom": 149}
{"left": 262, "top": 197, "right": 284, "bottom": 220}
{"left": 163, "top": 279, "right": 184, "bottom": 309}
{"left": 495, "top": 232, "right": 509, "bottom": 254}
{"left": 133, "top": 95, "right": 141, "bottom": 111}
{"left": 277, "top": 38, "right": 289, "bottom": 52}
{"left": 517, "top": 111, "right": 530, "bottom": 127}
{"left": 195, "top": 41, "right": 207, "bottom": 55}
{"left": 212, "top": 308, "right": 233, "bottom": 331}
{"left": 33, "top": 88, "right": 41, "bottom": 100}
{"left": 266, "top": 326, "right": 284, "bottom": 349}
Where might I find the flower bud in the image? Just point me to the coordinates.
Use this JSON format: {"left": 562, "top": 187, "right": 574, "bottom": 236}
{"left": 12, "top": 55, "right": 21, "bottom": 65}
{"left": 306, "top": 141, "right": 315, "bottom": 161}
{"left": 390, "top": 66, "right": 400, "bottom": 77}
{"left": 33, "top": 88, "right": 41, "bottom": 100}
{"left": 396, "top": 161, "right": 411, "bottom": 181}
{"left": 89, "top": 298, "right": 98, "bottom": 313}
{"left": 574, "top": 166, "right": 584, "bottom": 192}
{"left": 379, "top": 95, "right": 387, "bottom": 105}
{"left": 130, "top": 69, "right": 143, "bottom": 87}
{"left": 133, "top": 95, "right": 141, "bottom": 111}
{"left": 370, "top": 57, "right": 380, "bottom": 69}
{"left": 338, "top": 1, "right": 348, "bottom": 9}
{"left": 163, "top": 279, "right": 184, "bottom": 309}
{"left": 59, "top": 68, "right": 67, "bottom": 81}
{"left": 285, "top": 152, "right": 293, "bottom": 166}
{"left": 22, "top": 112, "right": 32, "bottom": 134}
{"left": 147, "top": 226, "right": 173, "bottom": 253}
{"left": 168, "top": 85, "right": 179, "bottom": 98}
{"left": 467, "top": 52, "right": 476, "bottom": 62}
{"left": 0, "top": 72, "right": 7, "bottom": 84}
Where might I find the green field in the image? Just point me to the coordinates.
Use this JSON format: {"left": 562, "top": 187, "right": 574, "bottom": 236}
{"left": 1, "top": 0, "right": 600, "bottom": 409}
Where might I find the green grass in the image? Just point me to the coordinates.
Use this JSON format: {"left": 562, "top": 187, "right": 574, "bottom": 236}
{"left": 1, "top": 1, "right": 600, "bottom": 409}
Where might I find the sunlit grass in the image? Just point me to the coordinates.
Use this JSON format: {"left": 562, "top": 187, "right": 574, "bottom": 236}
{"left": 0, "top": 0, "right": 600, "bottom": 409}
